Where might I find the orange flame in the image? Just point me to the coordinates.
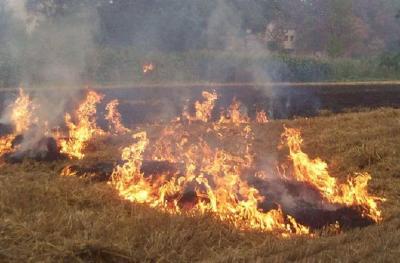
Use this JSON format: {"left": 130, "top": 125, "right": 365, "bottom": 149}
{"left": 256, "top": 110, "right": 269, "bottom": 124}
{"left": 282, "top": 127, "right": 384, "bottom": 222}
{"left": 0, "top": 134, "right": 15, "bottom": 156}
{"left": 143, "top": 63, "right": 155, "bottom": 74}
{"left": 51, "top": 89, "right": 383, "bottom": 235}
{"left": 105, "top": 99, "right": 129, "bottom": 134}
{"left": 111, "top": 132, "right": 151, "bottom": 203}
{"left": 59, "top": 90, "right": 104, "bottom": 159}
{"left": 183, "top": 91, "right": 218, "bottom": 122}
{"left": 0, "top": 89, "right": 36, "bottom": 156}
{"left": 59, "top": 165, "right": 78, "bottom": 177}
{"left": 10, "top": 88, "right": 36, "bottom": 134}
{"left": 219, "top": 98, "right": 249, "bottom": 125}
{"left": 111, "top": 123, "right": 309, "bottom": 235}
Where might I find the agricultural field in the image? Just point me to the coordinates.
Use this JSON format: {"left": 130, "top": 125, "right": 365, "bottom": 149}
{"left": 0, "top": 89, "right": 398, "bottom": 262}
{"left": 1, "top": 0, "right": 400, "bottom": 262}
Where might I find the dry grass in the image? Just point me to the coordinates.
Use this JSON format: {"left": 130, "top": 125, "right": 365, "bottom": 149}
{"left": 1, "top": 108, "right": 400, "bottom": 262}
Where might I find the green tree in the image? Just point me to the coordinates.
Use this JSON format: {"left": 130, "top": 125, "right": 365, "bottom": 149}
{"left": 325, "top": 0, "right": 354, "bottom": 57}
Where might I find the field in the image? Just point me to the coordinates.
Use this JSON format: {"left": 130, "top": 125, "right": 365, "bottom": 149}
{"left": 1, "top": 107, "right": 399, "bottom": 262}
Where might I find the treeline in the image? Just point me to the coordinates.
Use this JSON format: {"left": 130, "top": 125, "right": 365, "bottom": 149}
{"left": 21, "top": 0, "right": 400, "bottom": 55}
{"left": 67, "top": 50, "right": 400, "bottom": 83}
{"left": 2, "top": 0, "right": 396, "bottom": 55}
{"left": 0, "top": 0, "right": 399, "bottom": 87}
{"left": 1, "top": 49, "right": 399, "bottom": 87}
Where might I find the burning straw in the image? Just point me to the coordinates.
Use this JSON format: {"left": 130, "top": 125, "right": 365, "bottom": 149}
{"left": 0, "top": 88, "right": 385, "bottom": 236}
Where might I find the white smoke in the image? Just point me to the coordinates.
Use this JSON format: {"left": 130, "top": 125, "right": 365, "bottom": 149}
{"left": 6, "top": 0, "right": 41, "bottom": 34}
{"left": 3, "top": 0, "right": 99, "bottom": 154}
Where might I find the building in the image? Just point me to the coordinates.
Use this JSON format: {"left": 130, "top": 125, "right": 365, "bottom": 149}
{"left": 265, "top": 22, "right": 297, "bottom": 52}
{"left": 282, "top": 29, "right": 296, "bottom": 51}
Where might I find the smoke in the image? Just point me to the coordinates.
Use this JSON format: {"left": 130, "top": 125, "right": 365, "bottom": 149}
{"left": 24, "top": 10, "right": 97, "bottom": 85}
{"left": 5, "top": 0, "right": 41, "bottom": 34}
{"left": 2, "top": 0, "right": 276, "bottom": 151}
{"left": 206, "top": 0, "right": 272, "bottom": 85}
{"left": 206, "top": 0, "right": 241, "bottom": 50}
{"left": 2, "top": 0, "right": 99, "bottom": 153}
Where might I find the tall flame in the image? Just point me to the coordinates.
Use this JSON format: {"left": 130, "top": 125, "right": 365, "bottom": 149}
{"left": 183, "top": 91, "right": 218, "bottom": 122}
{"left": 111, "top": 124, "right": 310, "bottom": 235}
{"left": 11, "top": 89, "right": 35, "bottom": 134}
{"left": 105, "top": 99, "right": 129, "bottom": 134}
{"left": 59, "top": 90, "right": 104, "bottom": 159}
{"left": 50, "top": 89, "right": 384, "bottom": 235}
{"left": 111, "top": 132, "right": 151, "bottom": 203}
{"left": 283, "top": 127, "right": 384, "bottom": 222}
{"left": 0, "top": 89, "right": 36, "bottom": 156}
{"left": 109, "top": 93, "right": 384, "bottom": 235}
{"left": 10, "top": 89, "right": 36, "bottom": 134}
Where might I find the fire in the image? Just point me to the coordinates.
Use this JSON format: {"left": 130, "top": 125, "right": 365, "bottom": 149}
{"left": 10, "top": 89, "right": 36, "bottom": 134}
{"left": 0, "top": 89, "right": 36, "bottom": 156}
{"left": 111, "top": 99, "right": 309, "bottom": 235}
{"left": 283, "top": 127, "right": 384, "bottom": 222}
{"left": 60, "top": 165, "right": 78, "bottom": 177}
{"left": 219, "top": 98, "right": 249, "bottom": 125}
{"left": 1, "top": 87, "right": 383, "bottom": 235}
{"left": 111, "top": 129, "right": 310, "bottom": 235}
{"left": 111, "top": 132, "right": 151, "bottom": 203}
{"left": 256, "top": 110, "right": 269, "bottom": 124}
{"left": 183, "top": 91, "right": 218, "bottom": 122}
{"left": 59, "top": 90, "right": 104, "bottom": 159}
{"left": 109, "top": 92, "right": 384, "bottom": 235}
{"left": 142, "top": 63, "right": 155, "bottom": 74}
{"left": 105, "top": 99, "right": 129, "bottom": 134}
{"left": 0, "top": 134, "right": 15, "bottom": 156}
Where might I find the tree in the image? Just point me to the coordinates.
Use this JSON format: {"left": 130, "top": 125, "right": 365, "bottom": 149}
{"left": 97, "top": 0, "right": 279, "bottom": 51}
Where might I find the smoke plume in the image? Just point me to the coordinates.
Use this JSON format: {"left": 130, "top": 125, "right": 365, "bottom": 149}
{"left": 2, "top": 0, "right": 99, "bottom": 152}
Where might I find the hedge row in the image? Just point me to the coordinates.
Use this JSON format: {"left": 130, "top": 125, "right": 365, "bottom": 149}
{"left": 87, "top": 49, "right": 400, "bottom": 83}
{"left": 1, "top": 48, "right": 399, "bottom": 87}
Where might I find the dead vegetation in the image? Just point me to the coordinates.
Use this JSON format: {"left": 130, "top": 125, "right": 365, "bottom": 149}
{"left": 1, "top": 108, "right": 400, "bottom": 262}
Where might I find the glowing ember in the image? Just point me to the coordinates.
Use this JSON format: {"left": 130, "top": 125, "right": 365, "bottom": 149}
{"left": 142, "top": 63, "right": 155, "bottom": 74}
{"left": 105, "top": 99, "right": 130, "bottom": 134}
{"left": 59, "top": 90, "right": 104, "bottom": 159}
{"left": 256, "top": 110, "right": 269, "bottom": 124}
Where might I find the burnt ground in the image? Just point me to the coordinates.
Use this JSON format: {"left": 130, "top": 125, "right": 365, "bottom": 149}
{"left": 1, "top": 82, "right": 400, "bottom": 126}
{"left": 99, "top": 82, "right": 400, "bottom": 121}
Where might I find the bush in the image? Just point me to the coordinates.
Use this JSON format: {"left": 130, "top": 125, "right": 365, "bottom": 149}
{"left": 380, "top": 53, "right": 400, "bottom": 71}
